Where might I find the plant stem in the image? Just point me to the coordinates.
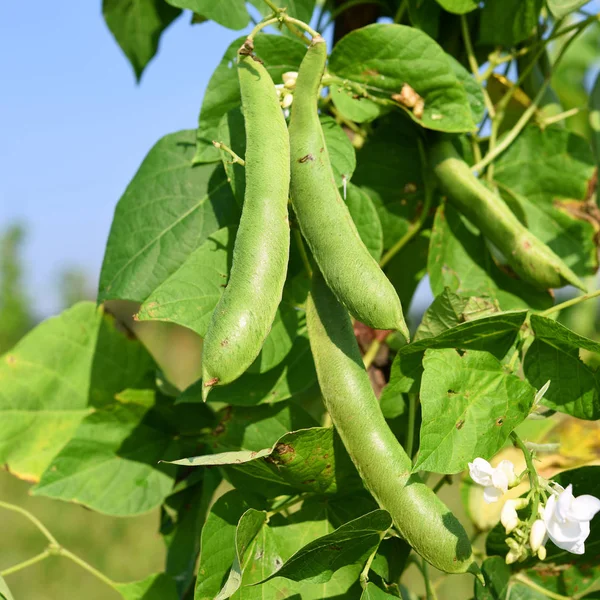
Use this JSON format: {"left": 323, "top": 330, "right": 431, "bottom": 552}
{"left": 0, "top": 549, "right": 51, "bottom": 577}
{"left": 259, "top": 0, "right": 312, "bottom": 42}
{"left": 262, "top": 0, "right": 279, "bottom": 11}
{"left": 359, "top": 542, "right": 381, "bottom": 589}
{"left": 432, "top": 475, "right": 452, "bottom": 494}
{"left": 292, "top": 228, "right": 312, "bottom": 278}
{"left": 58, "top": 547, "right": 119, "bottom": 591}
{"left": 406, "top": 393, "right": 417, "bottom": 459}
{"left": 513, "top": 574, "right": 571, "bottom": 600}
{"left": 379, "top": 137, "right": 432, "bottom": 268}
{"left": 0, "top": 500, "right": 59, "bottom": 546}
{"left": 540, "top": 106, "right": 582, "bottom": 128}
{"left": 510, "top": 431, "right": 541, "bottom": 527}
{"left": 212, "top": 141, "right": 245, "bottom": 166}
{"left": 460, "top": 16, "right": 495, "bottom": 118}
{"left": 394, "top": 0, "right": 408, "bottom": 23}
{"left": 539, "top": 289, "right": 600, "bottom": 317}
{"left": 422, "top": 559, "right": 438, "bottom": 600}
{"left": 248, "top": 16, "right": 280, "bottom": 39}
{"left": 362, "top": 339, "right": 381, "bottom": 369}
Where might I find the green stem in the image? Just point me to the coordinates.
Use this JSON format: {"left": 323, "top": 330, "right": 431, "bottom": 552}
{"left": 422, "top": 559, "right": 438, "bottom": 600}
{"left": 0, "top": 500, "right": 59, "bottom": 546}
{"left": 212, "top": 141, "right": 245, "bottom": 166}
{"left": 359, "top": 540, "right": 382, "bottom": 589}
{"left": 513, "top": 574, "right": 571, "bottom": 600}
{"left": 379, "top": 137, "right": 432, "bottom": 268}
{"left": 510, "top": 431, "right": 541, "bottom": 526}
{"left": 406, "top": 393, "right": 417, "bottom": 459}
{"left": 460, "top": 16, "right": 495, "bottom": 118}
{"left": 248, "top": 16, "right": 280, "bottom": 39}
{"left": 432, "top": 475, "right": 452, "bottom": 495}
{"left": 262, "top": 0, "right": 279, "bottom": 11}
{"left": 362, "top": 339, "right": 381, "bottom": 369}
{"left": 292, "top": 228, "right": 312, "bottom": 278}
{"left": 0, "top": 549, "right": 52, "bottom": 577}
{"left": 58, "top": 547, "right": 119, "bottom": 591}
{"left": 259, "top": 0, "right": 312, "bottom": 42}
{"left": 393, "top": 0, "right": 408, "bottom": 23}
{"left": 539, "top": 289, "right": 600, "bottom": 317}
{"left": 540, "top": 106, "right": 582, "bottom": 128}
{"left": 284, "top": 16, "right": 320, "bottom": 38}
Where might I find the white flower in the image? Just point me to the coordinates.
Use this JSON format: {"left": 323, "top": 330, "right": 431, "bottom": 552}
{"left": 281, "top": 93, "right": 294, "bottom": 109}
{"left": 282, "top": 71, "right": 298, "bottom": 89}
{"left": 500, "top": 498, "right": 527, "bottom": 533}
{"left": 469, "top": 457, "right": 517, "bottom": 503}
{"left": 529, "top": 519, "right": 547, "bottom": 552}
{"left": 542, "top": 484, "right": 600, "bottom": 555}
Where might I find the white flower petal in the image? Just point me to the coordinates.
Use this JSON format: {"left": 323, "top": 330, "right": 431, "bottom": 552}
{"left": 530, "top": 520, "right": 547, "bottom": 552}
{"left": 492, "top": 467, "right": 509, "bottom": 493}
{"left": 483, "top": 486, "right": 503, "bottom": 504}
{"left": 497, "top": 460, "right": 516, "bottom": 486}
{"left": 469, "top": 458, "right": 494, "bottom": 486}
{"left": 570, "top": 495, "right": 600, "bottom": 522}
{"left": 556, "top": 484, "right": 574, "bottom": 522}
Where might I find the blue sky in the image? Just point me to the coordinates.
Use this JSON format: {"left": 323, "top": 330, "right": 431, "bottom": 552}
{"left": 0, "top": 3, "right": 251, "bottom": 316}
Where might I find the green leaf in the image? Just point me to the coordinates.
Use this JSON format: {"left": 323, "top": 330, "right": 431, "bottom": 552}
{"left": 216, "top": 509, "right": 269, "bottom": 599}
{"left": 448, "top": 55, "right": 485, "bottom": 124}
{"left": 591, "top": 73, "right": 600, "bottom": 165}
{"left": 547, "top": 0, "right": 589, "bottom": 19}
{"left": 407, "top": 0, "right": 440, "bottom": 37}
{"left": 381, "top": 308, "right": 527, "bottom": 399}
{"left": 137, "top": 226, "right": 299, "bottom": 374}
{"left": 211, "top": 403, "right": 318, "bottom": 452}
{"left": 102, "top": 0, "right": 181, "bottom": 81}
{"left": 167, "top": 427, "right": 363, "bottom": 497}
{"left": 217, "top": 108, "right": 246, "bottom": 207}
{"left": 162, "top": 470, "right": 221, "bottom": 596}
{"left": 179, "top": 332, "right": 317, "bottom": 406}
{"left": 361, "top": 582, "right": 398, "bottom": 599}
{"left": 320, "top": 116, "right": 356, "bottom": 187}
{"left": 345, "top": 183, "right": 384, "bottom": 261}
{"left": 434, "top": 0, "right": 478, "bottom": 14}
{"left": 195, "top": 490, "right": 252, "bottom": 600}
{"left": 164, "top": 0, "right": 248, "bottom": 29}
{"left": 116, "top": 573, "right": 179, "bottom": 600}
{"left": 352, "top": 114, "right": 424, "bottom": 249}
{"left": 248, "top": 0, "right": 316, "bottom": 22}
{"left": 474, "top": 556, "right": 511, "bottom": 600}
{"left": 415, "top": 288, "right": 500, "bottom": 341}
{"left": 0, "top": 576, "right": 14, "bottom": 600}
{"left": 330, "top": 82, "right": 384, "bottom": 124}
{"left": 194, "top": 35, "right": 307, "bottom": 163}
{"left": 0, "top": 303, "right": 154, "bottom": 481}
{"left": 524, "top": 314, "right": 600, "bottom": 420}
{"left": 328, "top": 23, "right": 475, "bottom": 132}
{"left": 428, "top": 203, "right": 552, "bottom": 311}
{"left": 98, "top": 131, "right": 239, "bottom": 303}
{"left": 479, "top": 0, "right": 543, "bottom": 46}
{"left": 33, "top": 398, "right": 177, "bottom": 515}
{"left": 415, "top": 348, "right": 535, "bottom": 474}
{"left": 493, "top": 126, "right": 598, "bottom": 277}
{"left": 261, "top": 510, "right": 392, "bottom": 585}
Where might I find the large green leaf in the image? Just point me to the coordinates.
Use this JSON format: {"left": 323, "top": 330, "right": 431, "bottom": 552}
{"left": 435, "top": 0, "right": 477, "bottom": 14}
{"left": 448, "top": 55, "right": 485, "bottom": 124}
{"left": 415, "top": 348, "right": 535, "bottom": 474}
{"left": 547, "top": 0, "right": 589, "bottom": 19}
{"left": 329, "top": 23, "right": 475, "bottom": 132}
{"left": 102, "top": 0, "right": 181, "bottom": 81}
{"left": 407, "top": 0, "right": 440, "bottom": 37}
{"left": 261, "top": 510, "right": 392, "bottom": 585}
{"left": 0, "top": 303, "right": 154, "bottom": 481}
{"left": 380, "top": 308, "right": 527, "bottom": 399}
{"left": 352, "top": 115, "right": 424, "bottom": 249}
{"left": 179, "top": 331, "right": 317, "bottom": 406}
{"left": 493, "top": 126, "right": 598, "bottom": 277}
{"left": 116, "top": 573, "right": 179, "bottom": 600}
{"left": 361, "top": 583, "right": 398, "bottom": 599}
{"left": 194, "top": 35, "right": 307, "bottom": 163}
{"left": 474, "top": 557, "right": 511, "bottom": 600}
{"left": 164, "top": 0, "right": 248, "bottom": 29}
{"left": 167, "top": 427, "right": 363, "bottom": 497}
{"left": 428, "top": 203, "right": 552, "bottom": 311}
{"left": 479, "top": 0, "right": 543, "bottom": 46}
{"left": 32, "top": 396, "right": 178, "bottom": 516}
{"left": 98, "top": 131, "right": 239, "bottom": 303}
{"left": 524, "top": 315, "right": 600, "bottom": 420}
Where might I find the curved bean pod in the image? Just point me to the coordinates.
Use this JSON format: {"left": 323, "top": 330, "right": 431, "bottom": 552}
{"left": 289, "top": 36, "right": 409, "bottom": 339}
{"left": 306, "top": 268, "right": 478, "bottom": 574}
{"left": 429, "top": 137, "right": 585, "bottom": 291}
{"left": 202, "top": 43, "right": 290, "bottom": 400}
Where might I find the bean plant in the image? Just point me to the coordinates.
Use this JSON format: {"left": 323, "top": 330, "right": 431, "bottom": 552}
{"left": 2, "top": 1, "right": 600, "bottom": 599}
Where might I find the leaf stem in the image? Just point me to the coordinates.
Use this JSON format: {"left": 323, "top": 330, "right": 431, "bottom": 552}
{"left": 58, "top": 547, "right": 120, "bottom": 591}
{"left": 422, "top": 559, "right": 438, "bottom": 600}
{"left": 362, "top": 339, "right": 381, "bottom": 369}
{"left": 539, "top": 289, "right": 600, "bottom": 317}
{"left": 292, "top": 228, "right": 312, "bottom": 278}
{"left": 0, "top": 549, "right": 52, "bottom": 577}
{"left": 460, "top": 16, "right": 495, "bottom": 118}
{"left": 406, "top": 393, "right": 417, "bottom": 459}
{"left": 212, "top": 141, "right": 245, "bottom": 166}
{"left": 513, "top": 573, "right": 571, "bottom": 600}
{"left": 0, "top": 500, "right": 59, "bottom": 546}
{"left": 379, "top": 137, "right": 432, "bottom": 268}
{"left": 432, "top": 475, "right": 452, "bottom": 495}
{"left": 539, "top": 106, "right": 582, "bottom": 128}
{"left": 394, "top": 0, "right": 408, "bottom": 23}
{"left": 359, "top": 541, "right": 381, "bottom": 590}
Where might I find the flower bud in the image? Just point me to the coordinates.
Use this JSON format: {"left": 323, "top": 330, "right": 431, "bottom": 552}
{"left": 282, "top": 71, "right": 298, "bottom": 89}
{"left": 505, "top": 549, "right": 520, "bottom": 564}
{"left": 538, "top": 546, "right": 547, "bottom": 560}
{"left": 501, "top": 500, "right": 519, "bottom": 534}
{"left": 281, "top": 94, "right": 294, "bottom": 109}
{"left": 529, "top": 519, "right": 547, "bottom": 553}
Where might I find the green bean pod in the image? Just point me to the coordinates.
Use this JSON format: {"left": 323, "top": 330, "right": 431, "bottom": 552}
{"left": 202, "top": 44, "right": 290, "bottom": 400}
{"left": 306, "top": 268, "right": 478, "bottom": 575}
{"left": 289, "top": 36, "right": 409, "bottom": 339}
{"left": 429, "top": 137, "right": 585, "bottom": 291}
